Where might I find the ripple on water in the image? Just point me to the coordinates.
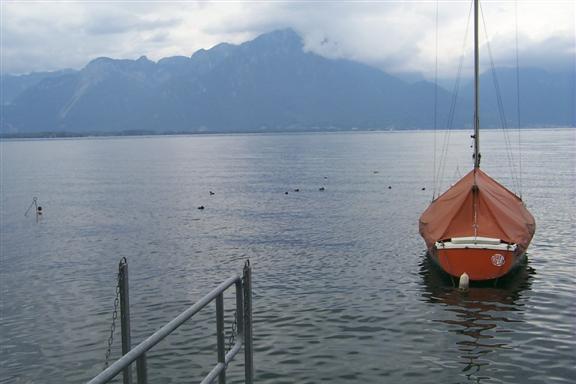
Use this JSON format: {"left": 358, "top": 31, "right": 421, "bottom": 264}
{"left": 1, "top": 130, "right": 575, "bottom": 384}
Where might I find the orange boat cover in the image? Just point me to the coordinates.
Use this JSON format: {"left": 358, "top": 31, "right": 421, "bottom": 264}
{"left": 419, "top": 169, "right": 535, "bottom": 251}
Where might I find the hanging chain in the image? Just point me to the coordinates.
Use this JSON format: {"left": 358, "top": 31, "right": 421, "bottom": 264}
{"left": 226, "top": 309, "right": 238, "bottom": 354}
{"left": 104, "top": 268, "right": 122, "bottom": 369}
{"left": 226, "top": 260, "right": 250, "bottom": 355}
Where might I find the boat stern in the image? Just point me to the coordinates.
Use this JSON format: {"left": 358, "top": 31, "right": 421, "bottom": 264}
{"left": 431, "top": 237, "right": 520, "bottom": 281}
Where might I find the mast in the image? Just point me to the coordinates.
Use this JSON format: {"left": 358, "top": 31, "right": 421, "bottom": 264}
{"left": 473, "top": 0, "right": 481, "bottom": 169}
{"left": 472, "top": 0, "right": 480, "bottom": 238}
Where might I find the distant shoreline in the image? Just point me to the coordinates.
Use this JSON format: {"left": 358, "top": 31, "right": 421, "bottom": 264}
{"left": 1, "top": 126, "right": 572, "bottom": 140}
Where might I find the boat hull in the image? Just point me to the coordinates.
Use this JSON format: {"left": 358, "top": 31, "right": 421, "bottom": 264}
{"left": 429, "top": 246, "right": 525, "bottom": 281}
{"left": 419, "top": 169, "right": 535, "bottom": 282}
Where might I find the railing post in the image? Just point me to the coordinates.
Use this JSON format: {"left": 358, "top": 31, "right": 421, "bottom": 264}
{"left": 119, "top": 258, "right": 133, "bottom": 384}
{"left": 136, "top": 354, "right": 147, "bottom": 384}
{"left": 235, "top": 280, "right": 244, "bottom": 339}
{"left": 243, "top": 261, "right": 254, "bottom": 384}
{"left": 89, "top": 264, "right": 250, "bottom": 384}
{"left": 216, "top": 293, "right": 226, "bottom": 384}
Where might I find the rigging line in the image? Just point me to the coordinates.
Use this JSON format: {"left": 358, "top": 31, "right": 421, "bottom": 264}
{"left": 436, "top": 0, "right": 473, "bottom": 194}
{"left": 438, "top": 0, "right": 474, "bottom": 192}
{"left": 433, "top": 0, "right": 439, "bottom": 199}
{"left": 484, "top": 5, "right": 520, "bottom": 194}
{"left": 437, "top": 63, "right": 460, "bottom": 189}
{"left": 480, "top": 2, "right": 520, "bottom": 194}
{"left": 438, "top": 1, "right": 469, "bottom": 180}
{"left": 514, "top": 0, "right": 523, "bottom": 198}
{"left": 436, "top": 1, "right": 470, "bottom": 194}
{"left": 453, "top": 164, "right": 462, "bottom": 180}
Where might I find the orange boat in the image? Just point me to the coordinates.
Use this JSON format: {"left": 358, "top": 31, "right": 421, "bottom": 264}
{"left": 419, "top": 0, "right": 535, "bottom": 282}
{"left": 420, "top": 168, "right": 535, "bottom": 281}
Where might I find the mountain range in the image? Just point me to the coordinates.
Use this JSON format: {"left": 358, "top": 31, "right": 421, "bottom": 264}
{"left": 1, "top": 29, "right": 573, "bottom": 136}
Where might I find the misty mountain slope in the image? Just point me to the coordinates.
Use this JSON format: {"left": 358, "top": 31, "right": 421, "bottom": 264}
{"left": 182, "top": 30, "right": 434, "bottom": 130}
{"left": 1, "top": 29, "right": 572, "bottom": 135}
{"left": 3, "top": 73, "right": 79, "bottom": 132}
{"left": 1, "top": 69, "right": 77, "bottom": 106}
{"left": 466, "top": 68, "right": 574, "bottom": 127}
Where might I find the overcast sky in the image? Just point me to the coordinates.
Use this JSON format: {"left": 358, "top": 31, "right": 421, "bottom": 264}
{"left": 1, "top": 0, "right": 574, "bottom": 80}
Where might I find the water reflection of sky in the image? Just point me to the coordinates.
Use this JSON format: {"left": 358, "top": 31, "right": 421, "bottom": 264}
{"left": 1, "top": 129, "right": 574, "bottom": 384}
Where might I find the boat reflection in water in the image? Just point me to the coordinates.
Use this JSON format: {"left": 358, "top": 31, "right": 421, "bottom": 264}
{"left": 419, "top": 254, "right": 535, "bottom": 382}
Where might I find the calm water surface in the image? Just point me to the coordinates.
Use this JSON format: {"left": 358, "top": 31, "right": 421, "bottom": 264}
{"left": 1, "top": 129, "right": 575, "bottom": 384}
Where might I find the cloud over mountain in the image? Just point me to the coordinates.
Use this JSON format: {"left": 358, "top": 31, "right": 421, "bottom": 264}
{"left": 2, "top": 1, "right": 573, "bottom": 79}
{"left": 1, "top": 29, "right": 573, "bottom": 136}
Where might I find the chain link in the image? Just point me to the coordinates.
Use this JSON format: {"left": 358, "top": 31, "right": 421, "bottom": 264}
{"left": 102, "top": 259, "right": 246, "bottom": 370}
{"left": 104, "top": 269, "right": 122, "bottom": 369}
{"left": 226, "top": 310, "right": 238, "bottom": 354}
{"left": 226, "top": 262, "right": 249, "bottom": 356}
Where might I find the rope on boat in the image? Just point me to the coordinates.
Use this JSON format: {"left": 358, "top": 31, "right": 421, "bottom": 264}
{"left": 514, "top": 0, "right": 524, "bottom": 198}
{"left": 434, "top": 1, "right": 525, "bottom": 198}
{"left": 480, "top": 2, "right": 522, "bottom": 196}
{"left": 435, "top": 0, "right": 473, "bottom": 196}
{"left": 433, "top": 0, "right": 439, "bottom": 200}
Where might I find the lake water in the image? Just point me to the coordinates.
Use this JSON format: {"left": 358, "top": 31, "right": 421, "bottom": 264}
{"left": 1, "top": 129, "right": 575, "bottom": 384}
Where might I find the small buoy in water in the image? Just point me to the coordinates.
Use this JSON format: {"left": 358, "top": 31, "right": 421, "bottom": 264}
{"left": 373, "top": 171, "right": 379, "bottom": 174}
{"left": 294, "top": 188, "right": 300, "bottom": 192}
{"left": 209, "top": 191, "right": 215, "bottom": 196}
{"left": 324, "top": 176, "right": 328, "bottom": 179}
{"left": 197, "top": 205, "right": 205, "bottom": 210}
{"left": 422, "top": 187, "right": 426, "bottom": 191}
{"left": 285, "top": 191, "right": 289, "bottom": 195}
{"left": 37, "top": 206, "right": 43, "bottom": 215}
{"left": 458, "top": 272, "right": 470, "bottom": 291}
{"left": 388, "top": 186, "right": 392, "bottom": 189}
{"left": 319, "top": 187, "right": 325, "bottom": 191}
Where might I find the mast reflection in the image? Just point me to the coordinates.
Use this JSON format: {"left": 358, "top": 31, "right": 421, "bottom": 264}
{"left": 419, "top": 255, "right": 535, "bottom": 382}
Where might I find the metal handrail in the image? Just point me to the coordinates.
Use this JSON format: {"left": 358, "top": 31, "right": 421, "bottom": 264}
{"left": 87, "top": 266, "right": 252, "bottom": 384}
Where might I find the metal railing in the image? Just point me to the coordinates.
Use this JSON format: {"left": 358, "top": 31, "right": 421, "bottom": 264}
{"left": 87, "top": 260, "right": 253, "bottom": 384}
